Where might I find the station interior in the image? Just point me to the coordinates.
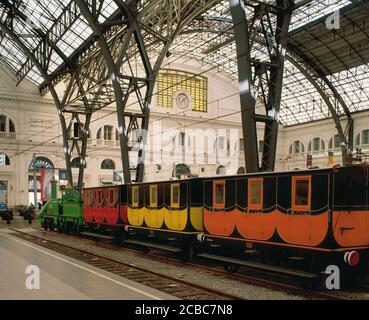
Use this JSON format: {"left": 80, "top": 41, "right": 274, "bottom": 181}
{"left": 0, "top": 0, "right": 369, "bottom": 302}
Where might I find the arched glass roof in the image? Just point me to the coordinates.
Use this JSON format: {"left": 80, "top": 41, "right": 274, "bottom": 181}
{"left": 0, "top": 0, "right": 368, "bottom": 126}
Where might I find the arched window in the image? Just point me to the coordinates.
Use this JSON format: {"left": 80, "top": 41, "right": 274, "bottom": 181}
{"left": 239, "top": 138, "right": 244, "bottom": 152}
{"left": 28, "top": 177, "right": 41, "bottom": 192}
{"left": 172, "top": 132, "right": 191, "bottom": 148}
{"left": 0, "top": 115, "right": 16, "bottom": 138}
{"left": 97, "top": 125, "right": 114, "bottom": 141}
{"left": 28, "top": 157, "right": 54, "bottom": 172}
{"left": 216, "top": 165, "right": 226, "bottom": 175}
{"left": 355, "top": 133, "right": 361, "bottom": 147}
{"left": 307, "top": 137, "right": 325, "bottom": 153}
{"left": 0, "top": 115, "right": 5, "bottom": 132}
{"left": 234, "top": 138, "right": 245, "bottom": 155}
{"left": 237, "top": 167, "right": 245, "bottom": 174}
{"left": 101, "top": 159, "right": 115, "bottom": 170}
{"left": 214, "top": 136, "right": 230, "bottom": 152}
{"left": 173, "top": 163, "right": 191, "bottom": 178}
{"left": 328, "top": 134, "right": 342, "bottom": 150}
{"left": 71, "top": 157, "right": 86, "bottom": 168}
{"left": 0, "top": 153, "right": 10, "bottom": 166}
{"left": 288, "top": 140, "right": 305, "bottom": 155}
{"left": 179, "top": 132, "right": 185, "bottom": 147}
{"left": 9, "top": 119, "right": 15, "bottom": 132}
{"left": 362, "top": 129, "right": 369, "bottom": 145}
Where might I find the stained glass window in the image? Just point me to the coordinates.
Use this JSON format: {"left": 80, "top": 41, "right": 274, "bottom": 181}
{"left": 157, "top": 70, "right": 207, "bottom": 112}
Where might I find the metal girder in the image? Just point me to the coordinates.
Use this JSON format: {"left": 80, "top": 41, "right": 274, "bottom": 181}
{"left": 75, "top": 0, "right": 134, "bottom": 184}
{"left": 286, "top": 49, "right": 354, "bottom": 165}
{"left": 180, "top": 15, "right": 356, "bottom": 164}
{"left": 229, "top": 0, "right": 292, "bottom": 173}
{"left": 261, "top": 0, "right": 292, "bottom": 171}
{"left": 349, "top": 0, "right": 369, "bottom": 14}
{"left": 64, "top": 70, "right": 93, "bottom": 190}
{"left": 73, "top": 0, "right": 219, "bottom": 183}
{"left": 229, "top": 0, "right": 259, "bottom": 173}
{"left": 1, "top": 0, "right": 225, "bottom": 185}
{"left": 0, "top": 0, "right": 94, "bottom": 190}
{"left": 135, "top": 1, "right": 219, "bottom": 182}
{"left": 40, "top": 0, "right": 209, "bottom": 94}
{"left": 0, "top": 0, "right": 81, "bottom": 83}
{"left": 0, "top": 20, "right": 74, "bottom": 186}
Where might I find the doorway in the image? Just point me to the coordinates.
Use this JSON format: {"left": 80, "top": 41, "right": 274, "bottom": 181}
{"left": 0, "top": 180, "right": 8, "bottom": 205}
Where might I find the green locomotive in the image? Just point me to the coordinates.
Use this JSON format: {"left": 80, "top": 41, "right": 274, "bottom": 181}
{"left": 38, "top": 182, "right": 84, "bottom": 233}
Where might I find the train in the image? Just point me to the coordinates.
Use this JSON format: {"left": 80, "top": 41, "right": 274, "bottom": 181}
{"left": 38, "top": 165, "right": 369, "bottom": 281}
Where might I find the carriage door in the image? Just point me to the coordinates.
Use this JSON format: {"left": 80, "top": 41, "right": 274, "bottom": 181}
{"left": 213, "top": 180, "right": 226, "bottom": 233}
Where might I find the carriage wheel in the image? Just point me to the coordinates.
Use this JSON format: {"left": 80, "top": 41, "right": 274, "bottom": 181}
{"left": 224, "top": 264, "right": 240, "bottom": 273}
{"left": 181, "top": 239, "right": 194, "bottom": 262}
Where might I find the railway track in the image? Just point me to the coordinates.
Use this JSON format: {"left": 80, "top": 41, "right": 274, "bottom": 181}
{"left": 101, "top": 240, "right": 350, "bottom": 301}
{"left": 9, "top": 227, "right": 348, "bottom": 300}
{"left": 7, "top": 228, "right": 239, "bottom": 300}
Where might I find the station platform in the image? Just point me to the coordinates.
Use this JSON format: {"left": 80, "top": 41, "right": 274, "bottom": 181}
{"left": 0, "top": 230, "right": 175, "bottom": 300}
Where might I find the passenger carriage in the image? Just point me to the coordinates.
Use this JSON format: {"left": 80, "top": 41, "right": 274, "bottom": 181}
{"left": 124, "top": 178, "right": 203, "bottom": 236}
{"left": 202, "top": 165, "right": 369, "bottom": 269}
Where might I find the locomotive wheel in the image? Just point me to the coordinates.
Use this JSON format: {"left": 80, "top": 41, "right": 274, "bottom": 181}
{"left": 49, "top": 220, "right": 54, "bottom": 232}
{"left": 42, "top": 221, "right": 48, "bottom": 231}
{"left": 65, "top": 222, "right": 71, "bottom": 233}
{"left": 72, "top": 223, "right": 80, "bottom": 235}
{"left": 66, "top": 222, "right": 73, "bottom": 234}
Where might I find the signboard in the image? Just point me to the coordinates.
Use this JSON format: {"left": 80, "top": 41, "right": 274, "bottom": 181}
{"left": 59, "top": 169, "right": 68, "bottom": 181}
{"left": 28, "top": 113, "right": 56, "bottom": 132}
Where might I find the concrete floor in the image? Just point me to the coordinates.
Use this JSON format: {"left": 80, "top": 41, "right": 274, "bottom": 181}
{"left": 0, "top": 229, "right": 175, "bottom": 300}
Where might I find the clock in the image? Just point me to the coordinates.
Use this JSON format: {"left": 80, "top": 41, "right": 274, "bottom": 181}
{"left": 174, "top": 91, "right": 190, "bottom": 110}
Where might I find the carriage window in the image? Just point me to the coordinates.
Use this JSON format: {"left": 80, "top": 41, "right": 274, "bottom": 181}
{"left": 171, "top": 184, "right": 180, "bottom": 208}
{"left": 292, "top": 176, "right": 311, "bottom": 211}
{"left": 213, "top": 181, "right": 225, "bottom": 208}
{"left": 132, "top": 186, "right": 139, "bottom": 207}
{"left": 150, "top": 185, "right": 158, "bottom": 207}
{"left": 248, "top": 179, "right": 263, "bottom": 210}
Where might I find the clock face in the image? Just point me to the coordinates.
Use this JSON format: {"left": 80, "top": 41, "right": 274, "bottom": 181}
{"left": 175, "top": 92, "right": 190, "bottom": 109}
